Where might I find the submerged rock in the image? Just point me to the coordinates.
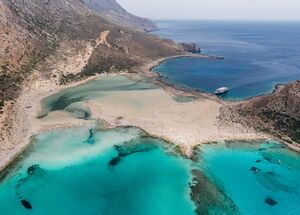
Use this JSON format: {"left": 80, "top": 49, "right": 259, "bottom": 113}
{"left": 264, "top": 197, "right": 278, "bottom": 206}
{"left": 20, "top": 199, "right": 32, "bottom": 209}
{"left": 108, "top": 157, "right": 121, "bottom": 166}
{"left": 108, "top": 137, "right": 158, "bottom": 166}
{"left": 65, "top": 103, "right": 92, "bottom": 120}
{"left": 250, "top": 166, "right": 260, "bottom": 173}
{"left": 254, "top": 171, "right": 292, "bottom": 193}
{"left": 263, "top": 156, "right": 276, "bottom": 164}
{"left": 27, "top": 164, "right": 40, "bottom": 175}
{"left": 190, "top": 170, "right": 240, "bottom": 215}
{"left": 86, "top": 129, "right": 96, "bottom": 145}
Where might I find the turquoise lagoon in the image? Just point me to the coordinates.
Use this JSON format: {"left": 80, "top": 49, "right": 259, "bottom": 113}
{"left": 0, "top": 126, "right": 196, "bottom": 215}
{"left": 39, "top": 75, "right": 158, "bottom": 118}
{"left": 0, "top": 128, "right": 299, "bottom": 214}
{"left": 0, "top": 76, "right": 299, "bottom": 214}
{"left": 197, "top": 141, "right": 300, "bottom": 215}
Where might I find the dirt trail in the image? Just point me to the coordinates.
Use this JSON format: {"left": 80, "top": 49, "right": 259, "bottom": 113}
{"left": 96, "top": 30, "right": 111, "bottom": 48}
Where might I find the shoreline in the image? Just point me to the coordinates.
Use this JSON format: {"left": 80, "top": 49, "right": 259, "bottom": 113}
{"left": 137, "top": 54, "right": 227, "bottom": 104}
{"left": 140, "top": 55, "right": 300, "bottom": 152}
{"left": 0, "top": 39, "right": 102, "bottom": 172}
{"left": 0, "top": 74, "right": 100, "bottom": 173}
{"left": 146, "top": 54, "right": 291, "bottom": 104}
{"left": 0, "top": 53, "right": 298, "bottom": 173}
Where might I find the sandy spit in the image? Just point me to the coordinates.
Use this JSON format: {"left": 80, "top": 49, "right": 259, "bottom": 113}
{"left": 0, "top": 52, "right": 269, "bottom": 172}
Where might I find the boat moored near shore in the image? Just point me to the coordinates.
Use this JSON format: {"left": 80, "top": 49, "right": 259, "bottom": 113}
{"left": 215, "top": 87, "right": 229, "bottom": 95}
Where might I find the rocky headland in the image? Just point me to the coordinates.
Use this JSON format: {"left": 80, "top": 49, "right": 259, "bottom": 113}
{"left": 236, "top": 81, "right": 300, "bottom": 150}
{"left": 179, "top": 42, "right": 201, "bottom": 53}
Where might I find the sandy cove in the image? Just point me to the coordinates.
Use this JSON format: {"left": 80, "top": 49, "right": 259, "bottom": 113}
{"left": 0, "top": 52, "right": 269, "bottom": 172}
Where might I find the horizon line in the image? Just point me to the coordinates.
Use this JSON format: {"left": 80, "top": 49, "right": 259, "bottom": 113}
{"left": 150, "top": 18, "right": 300, "bottom": 22}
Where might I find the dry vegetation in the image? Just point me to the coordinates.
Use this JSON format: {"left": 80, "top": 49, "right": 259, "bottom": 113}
{"left": 228, "top": 81, "right": 300, "bottom": 145}
{"left": 0, "top": 0, "right": 184, "bottom": 109}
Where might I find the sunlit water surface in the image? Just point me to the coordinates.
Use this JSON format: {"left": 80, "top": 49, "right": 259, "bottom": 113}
{"left": 0, "top": 76, "right": 299, "bottom": 215}
{"left": 153, "top": 21, "right": 300, "bottom": 100}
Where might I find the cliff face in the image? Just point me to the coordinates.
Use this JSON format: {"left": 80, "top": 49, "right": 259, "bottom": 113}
{"left": 179, "top": 43, "right": 201, "bottom": 53}
{"left": 82, "top": 0, "right": 158, "bottom": 32}
{"left": 0, "top": 0, "right": 182, "bottom": 106}
{"left": 238, "top": 81, "right": 300, "bottom": 144}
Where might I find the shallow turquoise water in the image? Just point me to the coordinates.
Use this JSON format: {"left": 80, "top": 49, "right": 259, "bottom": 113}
{"left": 1, "top": 73, "right": 300, "bottom": 214}
{"left": 0, "top": 126, "right": 299, "bottom": 214}
{"left": 39, "top": 75, "right": 158, "bottom": 117}
{"left": 0, "top": 126, "right": 196, "bottom": 215}
{"left": 154, "top": 21, "right": 300, "bottom": 100}
{"left": 198, "top": 141, "right": 300, "bottom": 215}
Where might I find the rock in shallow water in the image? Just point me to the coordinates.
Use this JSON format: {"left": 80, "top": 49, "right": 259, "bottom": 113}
{"left": 250, "top": 166, "right": 260, "bottom": 173}
{"left": 86, "top": 129, "right": 95, "bottom": 145}
{"left": 108, "top": 138, "right": 158, "bottom": 166}
{"left": 190, "top": 170, "right": 240, "bottom": 215}
{"left": 264, "top": 197, "right": 278, "bottom": 206}
{"left": 109, "top": 157, "right": 121, "bottom": 166}
{"left": 27, "top": 164, "right": 40, "bottom": 175}
{"left": 20, "top": 199, "right": 32, "bottom": 209}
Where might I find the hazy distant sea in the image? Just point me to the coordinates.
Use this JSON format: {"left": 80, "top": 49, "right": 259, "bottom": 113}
{"left": 153, "top": 20, "right": 300, "bottom": 100}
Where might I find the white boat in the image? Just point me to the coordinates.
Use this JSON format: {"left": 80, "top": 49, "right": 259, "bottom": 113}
{"left": 215, "top": 87, "right": 229, "bottom": 95}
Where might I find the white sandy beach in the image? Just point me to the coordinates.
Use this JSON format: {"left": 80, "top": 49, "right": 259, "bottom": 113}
{"left": 0, "top": 46, "right": 269, "bottom": 172}
{"left": 86, "top": 82, "right": 267, "bottom": 156}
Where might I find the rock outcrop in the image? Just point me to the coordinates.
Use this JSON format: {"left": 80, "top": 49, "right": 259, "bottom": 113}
{"left": 82, "top": 0, "right": 158, "bottom": 32}
{"left": 237, "top": 81, "right": 300, "bottom": 144}
{"left": 179, "top": 42, "right": 201, "bottom": 53}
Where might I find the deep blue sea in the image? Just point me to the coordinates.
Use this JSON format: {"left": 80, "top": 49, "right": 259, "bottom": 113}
{"left": 153, "top": 20, "right": 300, "bottom": 100}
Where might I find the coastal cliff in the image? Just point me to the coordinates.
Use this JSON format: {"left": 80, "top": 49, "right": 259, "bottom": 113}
{"left": 81, "top": 0, "right": 158, "bottom": 32}
{"left": 237, "top": 81, "right": 300, "bottom": 145}
{"left": 179, "top": 42, "right": 201, "bottom": 53}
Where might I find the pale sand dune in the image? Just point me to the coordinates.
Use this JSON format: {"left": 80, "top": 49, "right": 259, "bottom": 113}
{"left": 86, "top": 86, "right": 267, "bottom": 156}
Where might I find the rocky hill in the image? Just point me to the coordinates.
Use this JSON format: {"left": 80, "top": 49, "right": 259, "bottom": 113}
{"left": 0, "top": 0, "right": 183, "bottom": 108}
{"left": 0, "top": 0, "right": 110, "bottom": 102}
{"left": 81, "top": 0, "right": 158, "bottom": 32}
{"left": 237, "top": 81, "right": 300, "bottom": 144}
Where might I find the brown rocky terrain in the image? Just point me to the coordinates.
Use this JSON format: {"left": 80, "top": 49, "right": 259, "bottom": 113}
{"left": 0, "top": 0, "right": 183, "bottom": 109}
{"left": 179, "top": 42, "right": 201, "bottom": 53}
{"left": 0, "top": 0, "right": 109, "bottom": 104}
{"left": 235, "top": 81, "right": 300, "bottom": 146}
{"left": 1, "top": 0, "right": 298, "bottom": 163}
